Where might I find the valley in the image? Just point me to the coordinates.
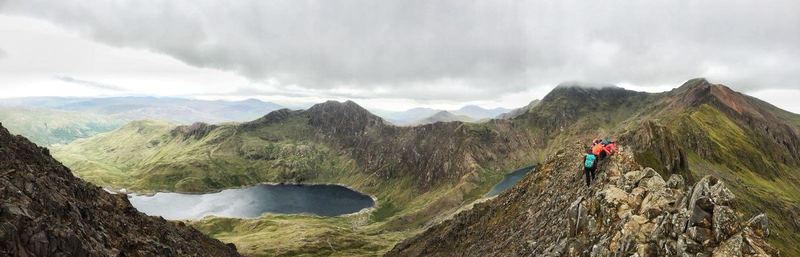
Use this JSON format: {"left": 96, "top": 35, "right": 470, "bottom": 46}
{"left": 20, "top": 78, "right": 800, "bottom": 256}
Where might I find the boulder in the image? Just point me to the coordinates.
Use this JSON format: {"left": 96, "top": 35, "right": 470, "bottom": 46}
{"left": 711, "top": 234, "right": 743, "bottom": 257}
{"left": 666, "top": 174, "right": 685, "bottom": 189}
{"left": 600, "top": 186, "right": 629, "bottom": 209}
{"left": 709, "top": 182, "right": 735, "bottom": 207}
{"left": 686, "top": 226, "right": 713, "bottom": 246}
{"left": 746, "top": 213, "right": 769, "bottom": 237}
{"left": 640, "top": 174, "right": 667, "bottom": 192}
{"left": 712, "top": 205, "right": 740, "bottom": 242}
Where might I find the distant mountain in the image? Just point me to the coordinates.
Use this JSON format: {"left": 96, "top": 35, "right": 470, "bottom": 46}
{"left": 452, "top": 105, "right": 510, "bottom": 119}
{"left": 1, "top": 96, "right": 284, "bottom": 124}
{"left": 411, "top": 111, "right": 475, "bottom": 125}
{"left": 497, "top": 99, "right": 540, "bottom": 119}
{"left": 373, "top": 107, "right": 441, "bottom": 125}
{"left": 374, "top": 105, "right": 509, "bottom": 125}
{"left": 53, "top": 100, "right": 535, "bottom": 255}
{"left": 0, "top": 106, "right": 124, "bottom": 146}
{"left": 52, "top": 78, "right": 800, "bottom": 255}
{"left": 0, "top": 122, "right": 241, "bottom": 257}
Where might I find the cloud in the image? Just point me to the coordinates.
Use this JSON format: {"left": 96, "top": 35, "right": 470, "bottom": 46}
{"left": 1, "top": 0, "right": 799, "bottom": 101}
{"left": 53, "top": 75, "right": 126, "bottom": 92}
{"left": 0, "top": 48, "right": 6, "bottom": 59}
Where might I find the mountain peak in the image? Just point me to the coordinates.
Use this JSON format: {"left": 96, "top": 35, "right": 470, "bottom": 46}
{"left": 669, "top": 78, "right": 757, "bottom": 115}
{"left": 306, "top": 100, "right": 385, "bottom": 133}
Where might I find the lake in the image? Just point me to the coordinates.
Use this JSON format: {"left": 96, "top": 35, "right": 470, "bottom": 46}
{"left": 129, "top": 184, "right": 375, "bottom": 220}
{"left": 485, "top": 165, "right": 536, "bottom": 197}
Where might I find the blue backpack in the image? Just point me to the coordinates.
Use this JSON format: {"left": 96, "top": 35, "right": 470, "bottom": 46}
{"left": 584, "top": 154, "right": 596, "bottom": 168}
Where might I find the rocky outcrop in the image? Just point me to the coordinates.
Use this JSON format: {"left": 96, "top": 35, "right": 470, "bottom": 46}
{"left": 386, "top": 145, "right": 777, "bottom": 256}
{"left": 620, "top": 120, "right": 689, "bottom": 180}
{"left": 0, "top": 123, "right": 241, "bottom": 257}
{"left": 170, "top": 122, "right": 218, "bottom": 140}
{"left": 302, "top": 101, "right": 537, "bottom": 191}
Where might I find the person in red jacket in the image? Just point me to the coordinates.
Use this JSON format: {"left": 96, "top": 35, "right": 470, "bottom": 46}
{"left": 604, "top": 141, "right": 617, "bottom": 157}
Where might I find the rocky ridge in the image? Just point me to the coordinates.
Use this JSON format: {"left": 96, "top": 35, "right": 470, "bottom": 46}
{"left": 0, "top": 122, "right": 241, "bottom": 257}
{"left": 386, "top": 144, "right": 777, "bottom": 256}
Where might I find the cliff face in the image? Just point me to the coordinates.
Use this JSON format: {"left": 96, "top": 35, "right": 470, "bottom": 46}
{"left": 620, "top": 120, "right": 689, "bottom": 180}
{"left": 0, "top": 123, "right": 241, "bottom": 257}
{"left": 386, "top": 145, "right": 777, "bottom": 256}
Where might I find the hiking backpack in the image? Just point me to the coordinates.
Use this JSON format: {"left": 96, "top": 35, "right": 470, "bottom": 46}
{"left": 584, "top": 154, "right": 596, "bottom": 168}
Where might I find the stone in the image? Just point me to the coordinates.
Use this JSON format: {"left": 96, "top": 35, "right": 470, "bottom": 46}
{"left": 640, "top": 175, "right": 667, "bottom": 192}
{"left": 746, "top": 213, "right": 769, "bottom": 237}
{"left": 628, "top": 187, "right": 647, "bottom": 209}
{"left": 709, "top": 182, "right": 735, "bottom": 207}
{"left": 689, "top": 176, "right": 717, "bottom": 212}
{"left": 600, "top": 186, "right": 629, "bottom": 209}
{"left": 686, "top": 226, "right": 713, "bottom": 245}
{"left": 677, "top": 234, "right": 703, "bottom": 254}
{"left": 689, "top": 201, "right": 712, "bottom": 228}
{"left": 712, "top": 234, "right": 743, "bottom": 257}
{"left": 712, "top": 205, "right": 740, "bottom": 242}
{"left": 666, "top": 174, "right": 685, "bottom": 189}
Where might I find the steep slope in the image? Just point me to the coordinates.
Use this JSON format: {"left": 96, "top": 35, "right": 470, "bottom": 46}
{"left": 498, "top": 99, "right": 540, "bottom": 119}
{"left": 51, "top": 78, "right": 800, "bottom": 255}
{"left": 411, "top": 111, "right": 475, "bottom": 125}
{"left": 387, "top": 145, "right": 777, "bottom": 256}
{"left": 0, "top": 122, "right": 240, "bottom": 257}
{"left": 53, "top": 100, "right": 538, "bottom": 256}
{"left": 0, "top": 106, "right": 123, "bottom": 145}
{"left": 505, "top": 79, "right": 800, "bottom": 255}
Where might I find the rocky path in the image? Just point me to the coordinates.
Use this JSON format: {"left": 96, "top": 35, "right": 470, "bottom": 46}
{"left": 387, "top": 144, "right": 777, "bottom": 256}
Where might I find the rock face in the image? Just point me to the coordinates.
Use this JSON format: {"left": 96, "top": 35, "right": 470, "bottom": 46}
{"left": 386, "top": 145, "right": 777, "bottom": 257}
{"left": 621, "top": 120, "right": 689, "bottom": 180}
{"left": 0, "top": 123, "right": 241, "bottom": 257}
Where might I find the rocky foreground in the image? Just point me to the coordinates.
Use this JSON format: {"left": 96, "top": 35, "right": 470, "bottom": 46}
{"left": 0, "top": 123, "right": 241, "bottom": 257}
{"left": 387, "top": 145, "right": 777, "bottom": 256}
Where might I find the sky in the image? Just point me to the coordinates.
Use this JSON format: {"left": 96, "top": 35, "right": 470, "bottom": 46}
{"left": 0, "top": 0, "right": 798, "bottom": 112}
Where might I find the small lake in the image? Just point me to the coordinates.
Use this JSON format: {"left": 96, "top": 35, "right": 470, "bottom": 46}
{"left": 485, "top": 165, "right": 536, "bottom": 197}
{"left": 129, "top": 184, "right": 375, "bottom": 220}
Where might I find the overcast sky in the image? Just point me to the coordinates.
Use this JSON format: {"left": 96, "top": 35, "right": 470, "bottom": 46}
{"left": 0, "top": 0, "right": 798, "bottom": 112}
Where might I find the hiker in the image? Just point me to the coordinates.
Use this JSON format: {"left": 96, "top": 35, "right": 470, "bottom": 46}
{"left": 592, "top": 141, "right": 606, "bottom": 159}
{"left": 604, "top": 140, "right": 617, "bottom": 157}
{"left": 583, "top": 149, "right": 598, "bottom": 187}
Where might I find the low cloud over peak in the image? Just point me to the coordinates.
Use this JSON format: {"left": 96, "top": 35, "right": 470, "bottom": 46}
{"left": 0, "top": 0, "right": 799, "bottom": 111}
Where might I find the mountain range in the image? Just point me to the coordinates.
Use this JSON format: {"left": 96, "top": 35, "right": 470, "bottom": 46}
{"left": 374, "top": 105, "right": 511, "bottom": 125}
{"left": 0, "top": 97, "right": 285, "bottom": 146}
{"left": 4, "top": 78, "right": 798, "bottom": 256}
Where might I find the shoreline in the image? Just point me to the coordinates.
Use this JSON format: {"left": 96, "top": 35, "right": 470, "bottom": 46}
{"left": 113, "top": 181, "right": 380, "bottom": 221}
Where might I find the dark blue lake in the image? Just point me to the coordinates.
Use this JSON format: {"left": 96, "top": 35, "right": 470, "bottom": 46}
{"left": 129, "top": 184, "right": 375, "bottom": 220}
{"left": 485, "top": 166, "right": 536, "bottom": 197}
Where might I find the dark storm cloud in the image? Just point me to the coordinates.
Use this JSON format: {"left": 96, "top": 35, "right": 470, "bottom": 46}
{"left": 54, "top": 75, "right": 126, "bottom": 92}
{"left": 2, "top": 0, "right": 799, "bottom": 100}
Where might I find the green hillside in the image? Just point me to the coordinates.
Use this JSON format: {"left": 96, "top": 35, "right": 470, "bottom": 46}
{"left": 0, "top": 107, "right": 123, "bottom": 146}
{"left": 53, "top": 102, "right": 538, "bottom": 256}
{"left": 52, "top": 78, "right": 800, "bottom": 256}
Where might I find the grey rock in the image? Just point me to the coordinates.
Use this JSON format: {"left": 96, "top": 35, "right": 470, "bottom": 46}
{"left": 712, "top": 205, "right": 740, "bottom": 242}
{"left": 666, "top": 174, "right": 685, "bottom": 189}
{"left": 746, "top": 213, "right": 769, "bottom": 237}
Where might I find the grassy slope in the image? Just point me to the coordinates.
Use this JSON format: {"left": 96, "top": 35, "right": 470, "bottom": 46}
{"left": 0, "top": 107, "right": 123, "bottom": 146}
{"left": 668, "top": 105, "right": 800, "bottom": 256}
{"left": 53, "top": 115, "right": 521, "bottom": 256}
{"left": 53, "top": 85, "right": 800, "bottom": 256}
